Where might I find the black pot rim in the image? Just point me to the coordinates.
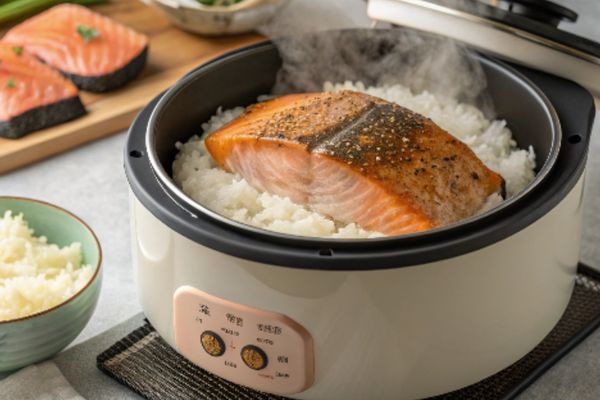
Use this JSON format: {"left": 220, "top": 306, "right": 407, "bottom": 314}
{"left": 125, "top": 33, "right": 595, "bottom": 271}
{"left": 145, "top": 38, "right": 561, "bottom": 246}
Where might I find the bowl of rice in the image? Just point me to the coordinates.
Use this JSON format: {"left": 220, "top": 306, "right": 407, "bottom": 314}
{"left": 0, "top": 197, "right": 102, "bottom": 372}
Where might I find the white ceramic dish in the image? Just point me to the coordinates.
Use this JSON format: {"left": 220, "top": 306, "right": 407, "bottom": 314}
{"left": 147, "top": 0, "right": 290, "bottom": 35}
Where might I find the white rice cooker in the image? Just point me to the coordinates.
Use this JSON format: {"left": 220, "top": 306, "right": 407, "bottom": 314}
{"left": 124, "top": 1, "right": 598, "bottom": 399}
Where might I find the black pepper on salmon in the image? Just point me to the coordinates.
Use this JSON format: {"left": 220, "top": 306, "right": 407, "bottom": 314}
{"left": 205, "top": 91, "right": 505, "bottom": 235}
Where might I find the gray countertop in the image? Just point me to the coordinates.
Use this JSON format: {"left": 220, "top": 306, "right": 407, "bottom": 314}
{"left": 1, "top": 0, "right": 599, "bottom": 398}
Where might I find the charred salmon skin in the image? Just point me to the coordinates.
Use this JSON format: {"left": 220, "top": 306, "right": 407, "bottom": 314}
{"left": 205, "top": 91, "right": 505, "bottom": 235}
{"left": 0, "top": 42, "right": 85, "bottom": 139}
{"left": 4, "top": 4, "right": 149, "bottom": 92}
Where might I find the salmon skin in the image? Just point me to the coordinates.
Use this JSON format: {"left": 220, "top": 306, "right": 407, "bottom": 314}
{"left": 205, "top": 91, "right": 505, "bottom": 236}
{"left": 0, "top": 42, "right": 85, "bottom": 139}
{"left": 4, "top": 4, "right": 149, "bottom": 93}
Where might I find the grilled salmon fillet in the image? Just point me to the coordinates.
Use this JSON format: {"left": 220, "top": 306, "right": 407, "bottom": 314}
{"left": 0, "top": 42, "right": 84, "bottom": 139}
{"left": 205, "top": 91, "right": 505, "bottom": 235}
{"left": 4, "top": 4, "right": 149, "bottom": 92}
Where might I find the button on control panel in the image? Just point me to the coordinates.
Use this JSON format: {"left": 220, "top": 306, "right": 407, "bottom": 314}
{"left": 200, "top": 330, "right": 225, "bottom": 357}
{"left": 173, "top": 286, "right": 314, "bottom": 395}
{"left": 241, "top": 345, "right": 268, "bottom": 370}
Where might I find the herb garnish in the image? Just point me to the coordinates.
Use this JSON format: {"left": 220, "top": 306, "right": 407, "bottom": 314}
{"left": 76, "top": 25, "right": 100, "bottom": 43}
{"left": 6, "top": 78, "right": 16, "bottom": 89}
{"left": 12, "top": 46, "right": 23, "bottom": 56}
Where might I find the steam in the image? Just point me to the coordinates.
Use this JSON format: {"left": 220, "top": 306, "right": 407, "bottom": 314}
{"left": 258, "top": 0, "right": 494, "bottom": 115}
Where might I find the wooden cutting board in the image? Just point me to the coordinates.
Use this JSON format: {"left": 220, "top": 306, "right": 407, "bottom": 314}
{"left": 0, "top": 0, "right": 262, "bottom": 175}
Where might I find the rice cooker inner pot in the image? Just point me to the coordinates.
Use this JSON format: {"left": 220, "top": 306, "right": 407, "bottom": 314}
{"left": 125, "top": 29, "right": 595, "bottom": 270}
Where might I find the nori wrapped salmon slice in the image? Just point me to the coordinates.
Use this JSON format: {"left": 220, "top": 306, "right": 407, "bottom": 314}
{"left": 0, "top": 43, "right": 85, "bottom": 139}
{"left": 4, "top": 4, "right": 149, "bottom": 93}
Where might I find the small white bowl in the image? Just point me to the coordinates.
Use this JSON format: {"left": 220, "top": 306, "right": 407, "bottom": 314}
{"left": 147, "top": 0, "right": 290, "bottom": 35}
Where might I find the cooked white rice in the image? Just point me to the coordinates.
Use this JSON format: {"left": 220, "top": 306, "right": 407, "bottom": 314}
{"left": 0, "top": 211, "right": 93, "bottom": 321}
{"left": 173, "top": 82, "right": 536, "bottom": 238}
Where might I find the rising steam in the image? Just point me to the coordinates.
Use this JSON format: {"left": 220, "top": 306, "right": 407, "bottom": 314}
{"left": 259, "top": 0, "right": 494, "bottom": 115}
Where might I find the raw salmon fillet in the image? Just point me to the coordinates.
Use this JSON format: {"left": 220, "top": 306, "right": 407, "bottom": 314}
{"left": 205, "top": 91, "right": 505, "bottom": 235}
{"left": 4, "top": 4, "right": 149, "bottom": 92}
{"left": 0, "top": 42, "right": 84, "bottom": 139}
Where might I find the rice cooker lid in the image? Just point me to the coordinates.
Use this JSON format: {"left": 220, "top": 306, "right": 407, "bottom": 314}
{"left": 367, "top": 0, "right": 600, "bottom": 96}
{"left": 124, "top": 41, "right": 596, "bottom": 271}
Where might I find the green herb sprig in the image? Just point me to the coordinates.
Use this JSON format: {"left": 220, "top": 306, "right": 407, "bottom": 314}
{"left": 6, "top": 78, "right": 16, "bottom": 89}
{"left": 76, "top": 24, "right": 100, "bottom": 43}
{"left": 12, "top": 46, "right": 23, "bottom": 56}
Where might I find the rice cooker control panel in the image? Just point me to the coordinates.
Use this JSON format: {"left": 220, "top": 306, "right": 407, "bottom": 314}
{"left": 173, "top": 286, "right": 315, "bottom": 395}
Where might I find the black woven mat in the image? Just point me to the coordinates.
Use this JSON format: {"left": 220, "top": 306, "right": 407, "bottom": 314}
{"left": 97, "top": 264, "right": 600, "bottom": 400}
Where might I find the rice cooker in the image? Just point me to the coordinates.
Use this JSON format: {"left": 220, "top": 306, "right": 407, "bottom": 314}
{"left": 124, "top": 8, "right": 597, "bottom": 400}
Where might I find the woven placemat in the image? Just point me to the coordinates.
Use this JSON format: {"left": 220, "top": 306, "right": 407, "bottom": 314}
{"left": 97, "top": 264, "right": 600, "bottom": 400}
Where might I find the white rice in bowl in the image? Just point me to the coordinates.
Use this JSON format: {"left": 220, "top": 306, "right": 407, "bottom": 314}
{"left": 0, "top": 211, "right": 93, "bottom": 321}
{"left": 173, "top": 82, "right": 536, "bottom": 238}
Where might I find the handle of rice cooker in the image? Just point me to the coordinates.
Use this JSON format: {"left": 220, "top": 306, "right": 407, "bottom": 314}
{"left": 514, "top": 63, "right": 596, "bottom": 145}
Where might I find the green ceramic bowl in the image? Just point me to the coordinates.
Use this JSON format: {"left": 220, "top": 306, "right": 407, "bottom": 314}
{"left": 0, "top": 197, "right": 102, "bottom": 372}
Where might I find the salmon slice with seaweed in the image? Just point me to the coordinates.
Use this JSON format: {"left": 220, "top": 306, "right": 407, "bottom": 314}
{"left": 0, "top": 43, "right": 84, "bottom": 139}
{"left": 4, "top": 4, "right": 149, "bottom": 92}
{"left": 205, "top": 91, "right": 505, "bottom": 235}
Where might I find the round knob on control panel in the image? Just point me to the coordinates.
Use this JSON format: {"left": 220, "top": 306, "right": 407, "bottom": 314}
{"left": 240, "top": 345, "right": 268, "bottom": 370}
{"left": 200, "top": 330, "right": 226, "bottom": 357}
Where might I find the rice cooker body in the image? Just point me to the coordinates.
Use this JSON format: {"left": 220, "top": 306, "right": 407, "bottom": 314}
{"left": 130, "top": 181, "right": 583, "bottom": 400}
{"left": 125, "top": 30, "right": 595, "bottom": 400}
